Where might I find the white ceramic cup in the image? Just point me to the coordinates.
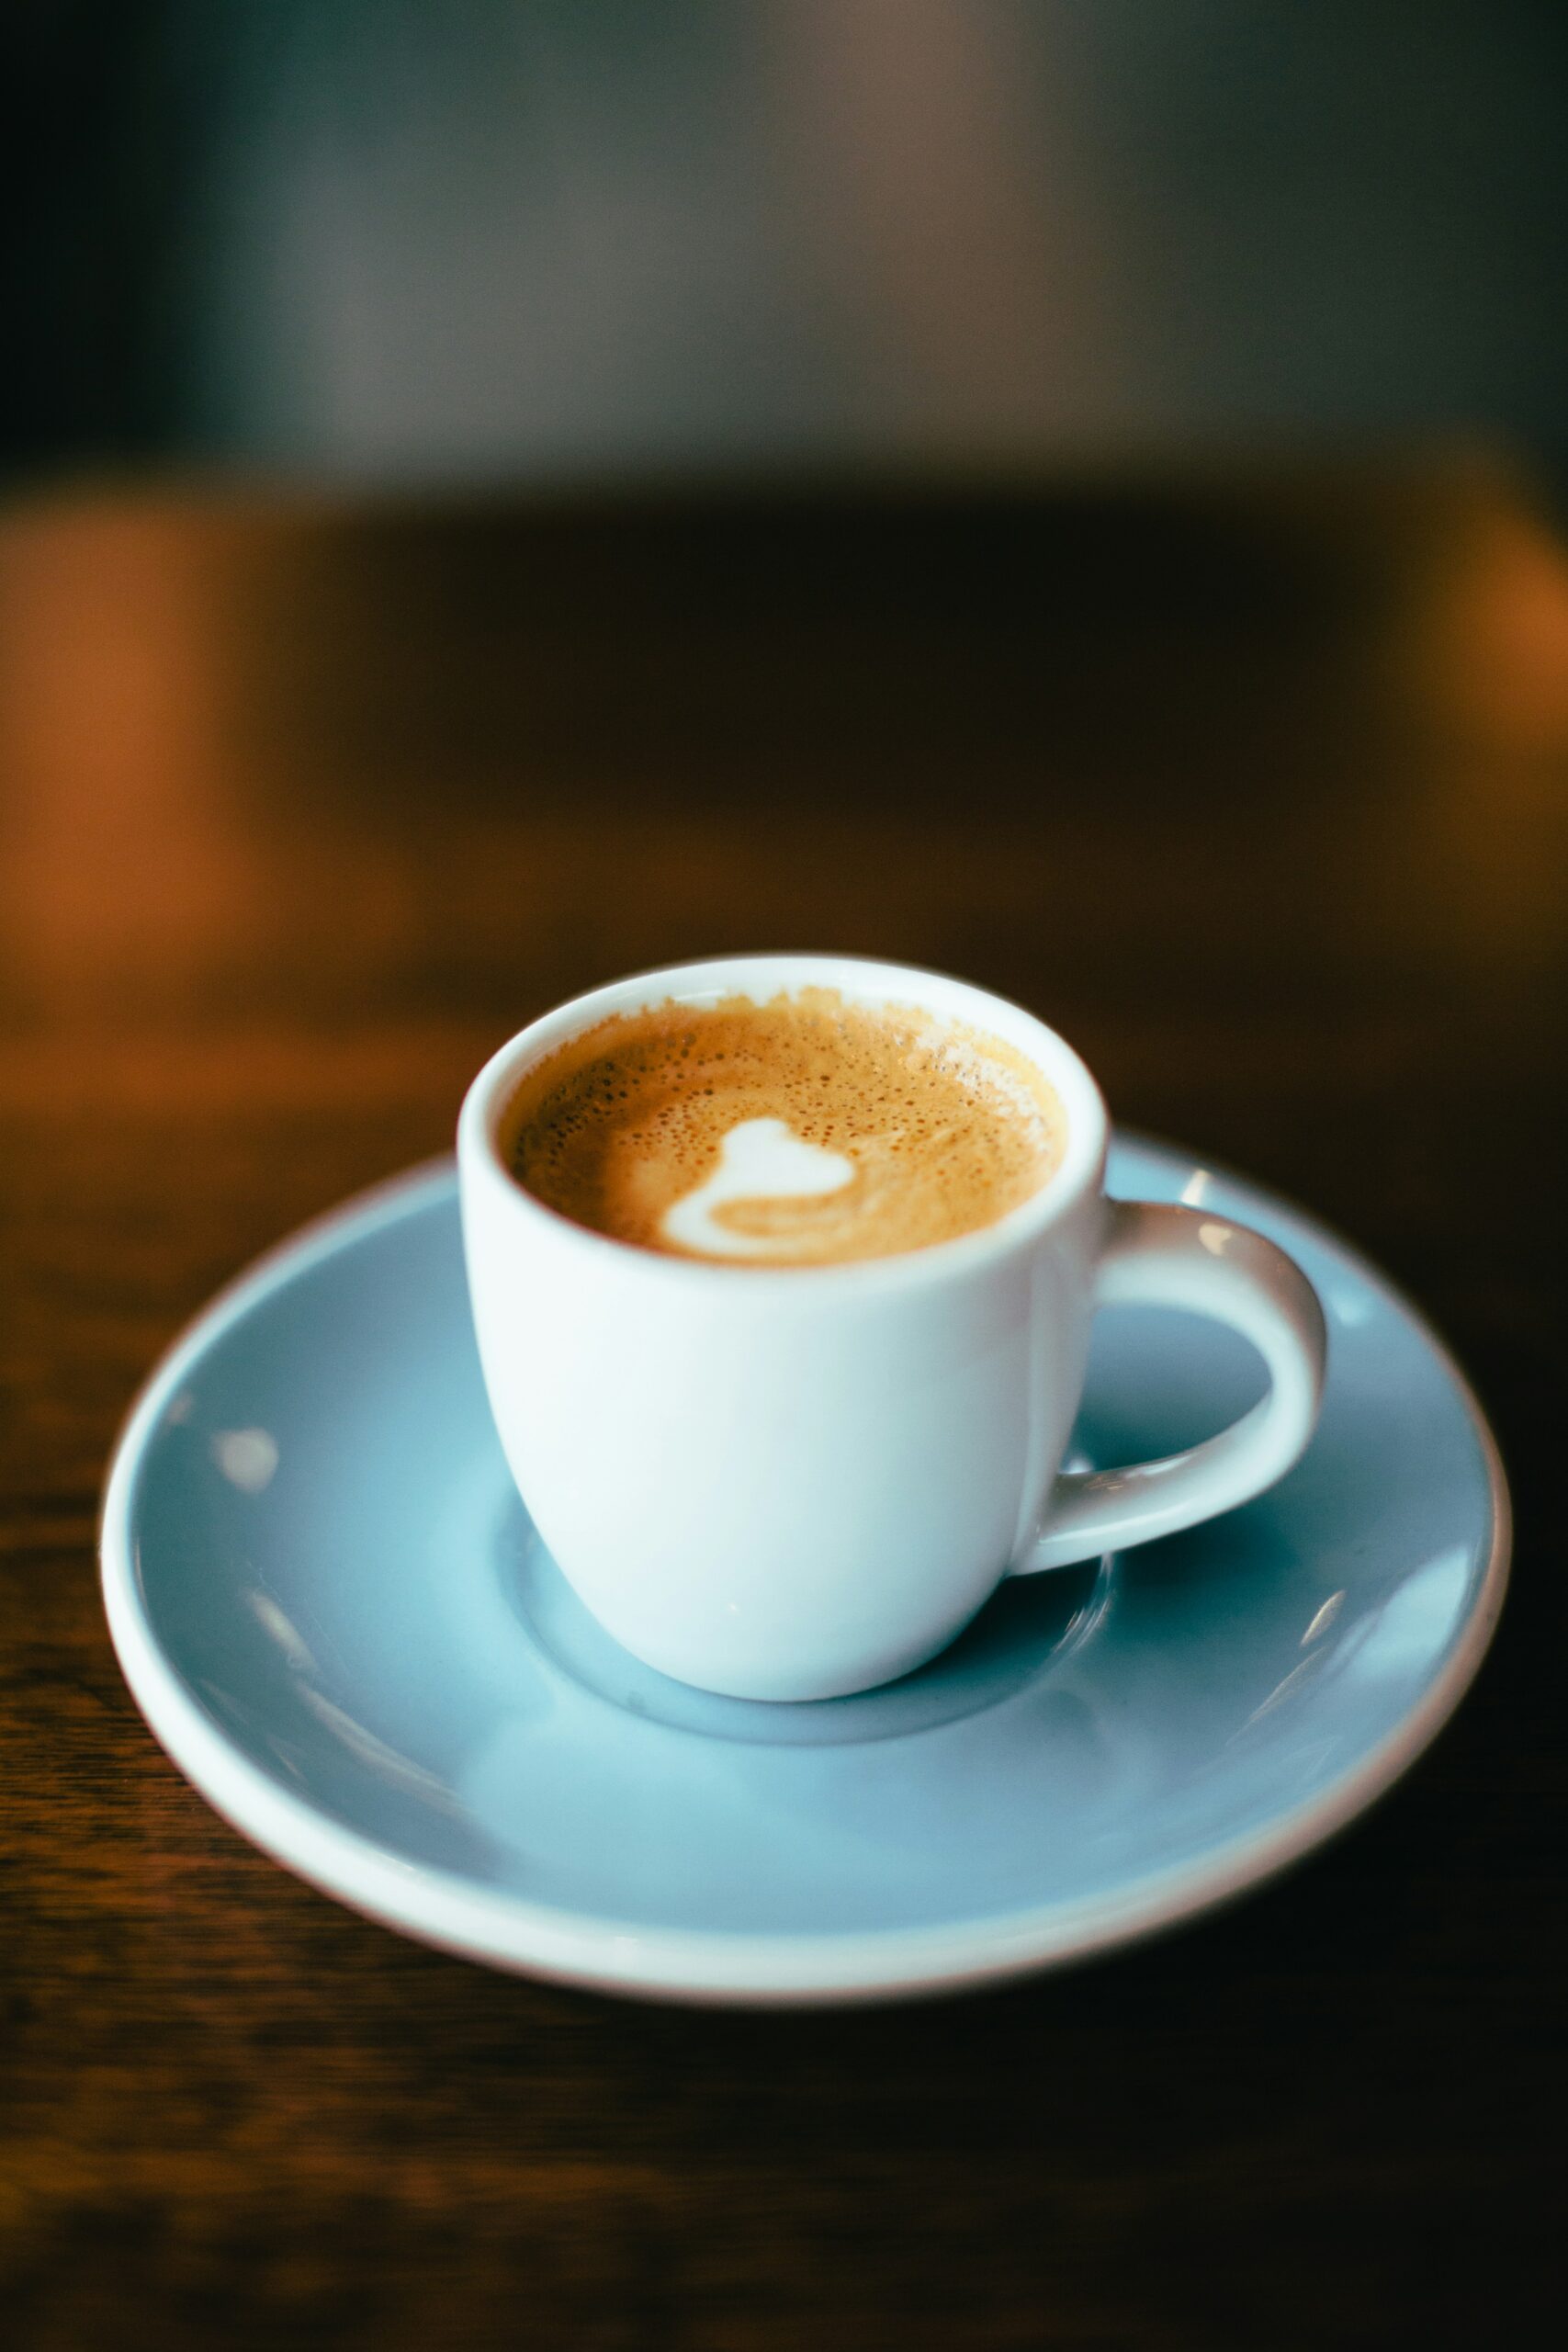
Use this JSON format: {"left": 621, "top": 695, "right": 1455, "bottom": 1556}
{"left": 458, "top": 955, "right": 1327, "bottom": 1702}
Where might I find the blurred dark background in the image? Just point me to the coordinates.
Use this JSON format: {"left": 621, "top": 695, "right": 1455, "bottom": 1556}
{"left": 6, "top": 0, "right": 1568, "bottom": 492}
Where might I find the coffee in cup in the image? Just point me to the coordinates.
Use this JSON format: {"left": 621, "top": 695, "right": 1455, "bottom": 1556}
{"left": 505, "top": 988, "right": 1067, "bottom": 1267}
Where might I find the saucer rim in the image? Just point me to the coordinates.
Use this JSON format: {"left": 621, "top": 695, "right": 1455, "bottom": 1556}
{"left": 99, "top": 1150, "right": 1512, "bottom": 2007}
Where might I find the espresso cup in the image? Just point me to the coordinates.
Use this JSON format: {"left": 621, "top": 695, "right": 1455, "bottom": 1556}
{"left": 457, "top": 955, "right": 1326, "bottom": 1702}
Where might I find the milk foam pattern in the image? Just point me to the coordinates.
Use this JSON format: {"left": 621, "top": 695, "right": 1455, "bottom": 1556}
{"left": 661, "top": 1118, "right": 855, "bottom": 1260}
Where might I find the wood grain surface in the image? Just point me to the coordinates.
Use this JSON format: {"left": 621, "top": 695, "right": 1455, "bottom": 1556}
{"left": 1, "top": 461, "right": 1562, "bottom": 2349}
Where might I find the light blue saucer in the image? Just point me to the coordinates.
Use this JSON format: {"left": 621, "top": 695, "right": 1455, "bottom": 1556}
{"left": 100, "top": 1140, "right": 1509, "bottom": 2005}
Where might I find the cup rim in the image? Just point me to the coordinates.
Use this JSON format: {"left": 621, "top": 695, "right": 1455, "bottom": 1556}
{"left": 457, "top": 953, "right": 1109, "bottom": 1294}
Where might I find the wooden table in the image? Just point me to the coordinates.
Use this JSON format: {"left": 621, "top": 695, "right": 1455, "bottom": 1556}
{"left": 1, "top": 463, "right": 1562, "bottom": 2348}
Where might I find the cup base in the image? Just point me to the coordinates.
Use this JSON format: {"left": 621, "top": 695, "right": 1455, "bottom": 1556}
{"left": 505, "top": 1487, "right": 1112, "bottom": 1736}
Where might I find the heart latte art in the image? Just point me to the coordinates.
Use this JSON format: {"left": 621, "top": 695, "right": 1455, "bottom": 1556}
{"left": 660, "top": 1117, "right": 855, "bottom": 1260}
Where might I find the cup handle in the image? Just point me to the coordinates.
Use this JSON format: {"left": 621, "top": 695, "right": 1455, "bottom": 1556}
{"left": 1012, "top": 1200, "right": 1328, "bottom": 1575}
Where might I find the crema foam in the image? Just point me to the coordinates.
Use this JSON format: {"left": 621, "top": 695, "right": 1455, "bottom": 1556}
{"left": 506, "top": 988, "right": 1066, "bottom": 1266}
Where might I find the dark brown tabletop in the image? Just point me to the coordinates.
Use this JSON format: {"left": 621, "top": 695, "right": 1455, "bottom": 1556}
{"left": 1, "top": 461, "right": 1562, "bottom": 2348}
